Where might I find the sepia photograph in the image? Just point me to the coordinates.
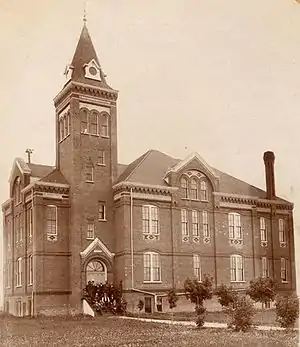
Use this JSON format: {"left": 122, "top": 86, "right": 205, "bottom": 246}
{"left": 0, "top": 1, "right": 299, "bottom": 346}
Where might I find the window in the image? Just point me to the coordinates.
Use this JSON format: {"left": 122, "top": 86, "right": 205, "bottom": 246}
{"left": 15, "top": 215, "right": 19, "bottom": 243}
{"left": 180, "top": 177, "right": 188, "bottom": 198}
{"left": 87, "top": 221, "right": 95, "bottom": 239}
{"left": 28, "top": 208, "right": 33, "bottom": 239}
{"left": 67, "top": 112, "right": 71, "bottom": 135}
{"left": 279, "top": 219, "right": 286, "bottom": 243}
{"left": 85, "top": 164, "right": 94, "bottom": 182}
{"left": 193, "top": 254, "right": 201, "bottom": 281}
{"left": 28, "top": 255, "right": 33, "bottom": 285}
{"left": 89, "top": 111, "right": 98, "bottom": 135}
{"left": 230, "top": 255, "right": 244, "bottom": 282}
{"left": 6, "top": 261, "right": 11, "bottom": 288}
{"left": 192, "top": 210, "right": 199, "bottom": 236}
{"left": 100, "top": 113, "right": 109, "bottom": 137}
{"left": 60, "top": 118, "right": 64, "bottom": 140}
{"left": 190, "top": 178, "right": 198, "bottom": 200}
{"left": 16, "top": 257, "right": 22, "bottom": 287}
{"left": 98, "top": 150, "right": 105, "bottom": 166}
{"left": 181, "top": 209, "right": 188, "bottom": 236}
{"left": 142, "top": 205, "right": 159, "bottom": 234}
{"left": 261, "top": 257, "right": 269, "bottom": 278}
{"left": 19, "top": 214, "right": 23, "bottom": 242}
{"left": 228, "top": 213, "right": 242, "bottom": 239}
{"left": 98, "top": 202, "right": 106, "bottom": 221}
{"left": 46, "top": 205, "right": 57, "bottom": 235}
{"left": 200, "top": 181, "right": 208, "bottom": 201}
{"left": 14, "top": 177, "right": 21, "bottom": 205}
{"left": 260, "top": 217, "right": 267, "bottom": 242}
{"left": 64, "top": 115, "right": 68, "bottom": 138}
{"left": 80, "top": 109, "right": 88, "bottom": 133}
{"left": 143, "top": 252, "right": 161, "bottom": 282}
{"left": 280, "top": 258, "right": 287, "bottom": 282}
{"left": 202, "top": 211, "right": 209, "bottom": 238}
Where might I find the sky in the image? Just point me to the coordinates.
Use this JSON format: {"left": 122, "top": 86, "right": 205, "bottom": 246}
{"left": 1, "top": 0, "right": 300, "bottom": 306}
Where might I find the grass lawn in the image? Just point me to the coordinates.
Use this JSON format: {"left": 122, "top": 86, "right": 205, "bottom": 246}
{"left": 128, "top": 309, "right": 299, "bottom": 327}
{"left": 0, "top": 314, "right": 298, "bottom": 347}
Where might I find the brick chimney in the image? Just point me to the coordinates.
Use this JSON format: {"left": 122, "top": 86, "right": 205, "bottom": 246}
{"left": 263, "top": 151, "right": 276, "bottom": 200}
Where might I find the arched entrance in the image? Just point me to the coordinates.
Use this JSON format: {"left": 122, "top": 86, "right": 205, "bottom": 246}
{"left": 86, "top": 259, "right": 107, "bottom": 284}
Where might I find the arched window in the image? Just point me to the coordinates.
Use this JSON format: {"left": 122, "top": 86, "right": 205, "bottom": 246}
{"left": 80, "top": 109, "right": 88, "bottom": 133}
{"left": 143, "top": 252, "right": 161, "bottom": 282}
{"left": 180, "top": 176, "right": 188, "bottom": 198}
{"left": 193, "top": 254, "right": 201, "bottom": 281}
{"left": 100, "top": 113, "right": 109, "bottom": 137}
{"left": 89, "top": 111, "right": 98, "bottom": 135}
{"left": 190, "top": 178, "right": 198, "bottom": 200}
{"left": 200, "top": 181, "right": 208, "bottom": 201}
{"left": 86, "top": 260, "right": 107, "bottom": 284}
{"left": 228, "top": 213, "right": 242, "bottom": 240}
{"left": 230, "top": 255, "right": 244, "bottom": 282}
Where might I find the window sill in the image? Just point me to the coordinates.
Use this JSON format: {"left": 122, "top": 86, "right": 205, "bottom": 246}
{"left": 81, "top": 132, "right": 100, "bottom": 137}
{"left": 59, "top": 134, "right": 70, "bottom": 143}
{"left": 15, "top": 285, "right": 22, "bottom": 288}
{"left": 101, "top": 135, "right": 109, "bottom": 139}
{"left": 143, "top": 281, "right": 162, "bottom": 284}
{"left": 230, "top": 281, "right": 246, "bottom": 283}
{"left": 86, "top": 237, "right": 95, "bottom": 241}
{"left": 98, "top": 219, "right": 107, "bottom": 222}
{"left": 85, "top": 180, "right": 94, "bottom": 184}
{"left": 28, "top": 283, "right": 32, "bottom": 287}
{"left": 281, "top": 281, "right": 289, "bottom": 284}
{"left": 96, "top": 163, "right": 106, "bottom": 167}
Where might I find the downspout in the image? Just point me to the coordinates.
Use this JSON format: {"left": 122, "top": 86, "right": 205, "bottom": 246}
{"left": 130, "top": 187, "right": 134, "bottom": 288}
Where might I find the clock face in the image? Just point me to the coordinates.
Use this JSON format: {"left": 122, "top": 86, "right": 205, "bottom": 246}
{"left": 89, "top": 66, "right": 98, "bottom": 76}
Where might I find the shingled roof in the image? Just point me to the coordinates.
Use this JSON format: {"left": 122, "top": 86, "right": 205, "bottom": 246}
{"left": 116, "top": 149, "right": 288, "bottom": 201}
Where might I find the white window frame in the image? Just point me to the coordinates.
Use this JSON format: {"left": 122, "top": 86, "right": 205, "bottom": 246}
{"left": 202, "top": 211, "right": 209, "bottom": 238}
{"left": 279, "top": 219, "right": 286, "bottom": 243}
{"left": 228, "top": 213, "right": 242, "bottom": 240}
{"left": 280, "top": 258, "right": 288, "bottom": 283}
{"left": 85, "top": 164, "right": 94, "bottom": 182}
{"left": 230, "top": 254, "right": 245, "bottom": 282}
{"left": 142, "top": 205, "right": 159, "bottom": 235}
{"left": 87, "top": 221, "right": 95, "bottom": 240}
{"left": 193, "top": 254, "right": 201, "bottom": 281}
{"left": 143, "top": 252, "right": 161, "bottom": 283}
{"left": 200, "top": 181, "right": 208, "bottom": 201}
{"left": 100, "top": 113, "right": 109, "bottom": 138}
{"left": 192, "top": 210, "right": 199, "bottom": 236}
{"left": 190, "top": 178, "right": 198, "bottom": 200}
{"left": 16, "top": 257, "right": 22, "bottom": 287}
{"left": 28, "top": 255, "right": 33, "bottom": 286}
{"left": 180, "top": 177, "right": 188, "bottom": 199}
{"left": 89, "top": 110, "right": 99, "bottom": 135}
{"left": 98, "top": 202, "right": 106, "bottom": 221}
{"left": 261, "top": 256, "right": 269, "bottom": 278}
{"left": 260, "top": 217, "right": 267, "bottom": 242}
{"left": 181, "top": 209, "right": 188, "bottom": 236}
{"left": 46, "top": 205, "right": 57, "bottom": 235}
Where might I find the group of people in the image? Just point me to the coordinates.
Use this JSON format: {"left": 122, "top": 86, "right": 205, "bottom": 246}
{"left": 83, "top": 280, "right": 126, "bottom": 315}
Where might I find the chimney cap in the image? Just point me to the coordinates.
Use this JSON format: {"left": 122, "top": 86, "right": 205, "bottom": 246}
{"left": 263, "top": 151, "right": 275, "bottom": 162}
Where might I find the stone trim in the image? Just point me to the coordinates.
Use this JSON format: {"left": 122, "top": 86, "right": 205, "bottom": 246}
{"left": 80, "top": 237, "right": 115, "bottom": 260}
{"left": 113, "top": 181, "right": 178, "bottom": 195}
{"left": 35, "top": 290, "right": 71, "bottom": 296}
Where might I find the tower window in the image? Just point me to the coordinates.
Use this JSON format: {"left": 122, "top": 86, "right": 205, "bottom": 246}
{"left": 98, "top": 202, "right": 106, "bottom": 221}
{"left": 80, "top": 109, "right": 88, "bottom": 133}
{"left": 279, "top": 219, "right": 286, "bottom": 244}
{"left": 87, "top": 221, "right": 95, "bottom": 239}
{"left": 85, "top": 164, "right": 94, "bottom": 182}
{"left": 89, "top": 111, "right": 98, "bottom": 135}
{"left": 260, "top": 217, "right": 267, "bottom": 242}
{"left": 98, "top": 150, "right": 105, "bottom": 166}
{"left": 142, "top": 205, "right": 159, "bottom": 235}
{"left": 180, "top": 177, "right": 188, "bottom": 199}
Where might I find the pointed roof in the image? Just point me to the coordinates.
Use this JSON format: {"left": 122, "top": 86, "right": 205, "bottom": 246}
{"left": 116, "top": 149, "right": 291, "bottom": 203}
{"left": 69, "top": 24, "right": 111, "bottom": 88}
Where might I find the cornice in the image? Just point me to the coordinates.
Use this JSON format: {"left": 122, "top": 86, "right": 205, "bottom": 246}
{"left": 113, "top": 181, "right": 178, "bottom": 195}
{"left": 54, "top": 81, "right": 118, "bottom": 106}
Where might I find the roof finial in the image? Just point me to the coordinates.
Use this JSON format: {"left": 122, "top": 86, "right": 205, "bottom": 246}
{"left": 25, "top": 149, "right": 34, "bottom": 164}
{"left": 83, "top": 0, "right": 87, "bottom": 24}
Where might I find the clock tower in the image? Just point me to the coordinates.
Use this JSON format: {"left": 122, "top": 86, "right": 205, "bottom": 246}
{"left": 53, "top": 22, "right": 118, "bottom": 311}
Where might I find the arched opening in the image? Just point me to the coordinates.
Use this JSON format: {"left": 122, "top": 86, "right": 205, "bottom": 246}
{"left": 86, "top": 259, "right": 107, "bottom": 284}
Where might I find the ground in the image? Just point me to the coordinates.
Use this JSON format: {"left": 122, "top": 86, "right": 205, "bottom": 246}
{"left": 0, "top": 314, "right": 298, "bottom": 347}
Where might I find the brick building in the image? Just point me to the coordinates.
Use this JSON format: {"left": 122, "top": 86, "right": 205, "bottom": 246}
{"left": 1, "top": 23, "right": 296, "bottom": 316}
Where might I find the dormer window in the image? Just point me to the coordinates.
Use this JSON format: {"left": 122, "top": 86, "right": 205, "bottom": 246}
{"left": 84, "top": 59, "right": 101, "bottom": 81}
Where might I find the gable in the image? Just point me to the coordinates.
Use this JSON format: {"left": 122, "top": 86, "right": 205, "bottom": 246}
{"left": 80, "top": 238, "right": 115, "bottom": 260}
